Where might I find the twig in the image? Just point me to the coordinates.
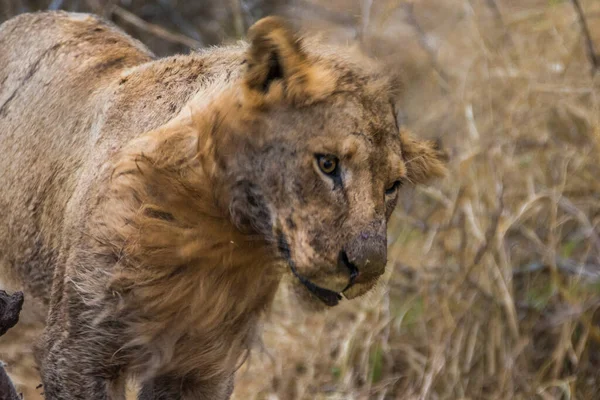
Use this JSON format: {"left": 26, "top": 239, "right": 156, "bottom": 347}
{"left": 47, "top": 0, "right": 65, "bottom": 11}
{"left": 513, "top": 258, "right": 600, "bottom": 282}
{"left": 402, "top": 3, "right": 451, "bottom": 91}
{"left": 483, "top": 0, "right": 514, "bottom": 46}
{"left": 229, "top": 0, "right": 245, "bottom": 39}
{"left": 157, "top": 3, "right": 204, "bottom": 45}
{"left": 470, "top": 183, "right": 504, "bottom": 268}
{"left": 570, "top": 0, "right": 600, "bottom": 75}
{"left": 292, "top": 0, "right": 357, "bottom": 27}
{"left": 85, "top": 0, "right": 116, "bottom": 19}
{"left": 447, "top": 182, "right": 505, "bottom": 299}
{"left": 359, "top": 0, "right": 373, "bottom": 42}
{"left": 110, "top": 6, "right": 202, "bottom": 50}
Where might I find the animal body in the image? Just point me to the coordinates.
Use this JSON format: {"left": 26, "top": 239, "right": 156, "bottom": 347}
{"left": 0, "top": 11, "right": 445, "bottom": 399}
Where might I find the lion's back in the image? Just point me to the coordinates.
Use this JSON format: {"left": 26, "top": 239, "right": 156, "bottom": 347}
{"left": 0, "top": 11, "right": 154, "bottom": 305}
{"left": 0, "top": 11, "right": 153, "bottom": 107}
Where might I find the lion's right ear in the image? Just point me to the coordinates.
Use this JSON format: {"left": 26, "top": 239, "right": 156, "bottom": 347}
{"left": 244, "top": 16, "right": 334, "bottom": 106}
{"left": 399, "top": 129, "right": 448, "bottom": 184}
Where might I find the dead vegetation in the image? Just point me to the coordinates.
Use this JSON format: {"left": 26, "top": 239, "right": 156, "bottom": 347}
{"left": 1, "top": 0, "right": 600, "bottom": 399}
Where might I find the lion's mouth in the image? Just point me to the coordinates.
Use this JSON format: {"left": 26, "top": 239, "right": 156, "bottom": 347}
{"left": 277, "top": 232, "right": 358, "bottom": 307}
{"left": 288, "top": 262, "right": 343, "bottom": 306}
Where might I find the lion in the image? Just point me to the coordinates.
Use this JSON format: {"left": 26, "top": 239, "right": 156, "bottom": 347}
{"left": 0, "top": 11, "right": 446, "bottom": 399}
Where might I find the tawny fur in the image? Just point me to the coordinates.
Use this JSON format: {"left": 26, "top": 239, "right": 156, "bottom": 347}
{"left": 0, "top": 12, "right": 445, "bottom": 399}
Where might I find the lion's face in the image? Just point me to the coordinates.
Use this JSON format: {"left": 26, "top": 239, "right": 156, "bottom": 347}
{"left": 265, "top": 97, "right": 403, "bottom": 304}
{"left": 248, "top": 95, "right": 407, "bottom": 304}
{"left": 212, "top": 17, "right": 446, "bottom": 307}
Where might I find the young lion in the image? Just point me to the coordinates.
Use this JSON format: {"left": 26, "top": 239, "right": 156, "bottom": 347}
{"left": 0, "top": 11, "right": 445, "bottom": 399}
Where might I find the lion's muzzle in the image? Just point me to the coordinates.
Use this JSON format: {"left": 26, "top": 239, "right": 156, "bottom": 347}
{"left": 277, "top": 232, "right": 361, "bottom": 306}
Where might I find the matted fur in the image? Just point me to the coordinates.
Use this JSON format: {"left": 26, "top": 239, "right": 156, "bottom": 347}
{"left": 0, "top": 12, "right": 445, "bottom": 399}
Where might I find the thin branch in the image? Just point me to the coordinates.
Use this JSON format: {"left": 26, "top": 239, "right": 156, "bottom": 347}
{"left": 291, "top": 0, "right": 357, "bottom": 27}
{"left": 47, "top": 0, "right": 65, "bottom": 11}
{"left": 402, "top": 3, "right": 451, "bottom": 91}
{"left": 470, "top": 183, "right": 505, "bottom": 269}
{"left": 570, "top": 0, "right": 600, "bottom": 75}
{"left": 513, "top": 258, "right": 600, "bottom": 282}
{"left": 110, "top": 6, "right": 202, "bottom": 50}
{"left": 359, "top": 0, "right": 373, "bottom": 42}
{"left": 229, "top": 0, "right": 245, "bottom": 39}
{"left": 483, "top": 0, "right": 514, "bottom": 46}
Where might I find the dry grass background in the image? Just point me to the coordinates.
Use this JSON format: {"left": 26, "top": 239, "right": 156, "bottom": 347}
{"left": 1, "top": 0, "right": 600, "bottom": 399}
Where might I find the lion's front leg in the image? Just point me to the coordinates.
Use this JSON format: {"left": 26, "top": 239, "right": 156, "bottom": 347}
{"left": 37, "top": 339, "right": 109, "bottom": 400}
{"left": 37, "top": 329, "right": 128, "bottom": 400}
{"left": 138, "top": 373, "right": 234, "bottom": 400}
{"left": 36, "top": 270, "right": 128, "bottom": 400}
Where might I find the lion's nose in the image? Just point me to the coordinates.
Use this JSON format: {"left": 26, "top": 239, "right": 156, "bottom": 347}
{"left": 342, "top": 224, "right": 387, "bottom": 284}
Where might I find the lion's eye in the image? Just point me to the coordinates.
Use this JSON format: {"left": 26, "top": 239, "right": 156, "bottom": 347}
{"left": 317, "top": 155, "right": 339, "bottom": 176}
{"left": 385, "top": 180, "right": 403, "bottom": 196}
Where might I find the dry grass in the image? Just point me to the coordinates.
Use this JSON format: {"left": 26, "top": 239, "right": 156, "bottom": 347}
{"left": 1, "top": 0, "right": 600, "bottom": 399}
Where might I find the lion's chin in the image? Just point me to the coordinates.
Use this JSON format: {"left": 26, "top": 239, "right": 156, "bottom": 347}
{"left": 290, "top": 281, "right": 336, "bottom": 312}
{"left": 342, "top": 280, "right": 379, "bottom": 300}
{"left": 289, "top": 278, "right": 380, "bottom": 312}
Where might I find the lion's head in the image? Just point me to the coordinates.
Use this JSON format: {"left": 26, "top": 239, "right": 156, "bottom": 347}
{"left": 191, "top": 17, "right": 446, "bottom": 308}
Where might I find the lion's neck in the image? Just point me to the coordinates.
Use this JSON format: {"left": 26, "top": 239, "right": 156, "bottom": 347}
{"left": 102, "top": 124, "right": 284, "bottom": 379}
{"left": 120, "top": 223, "right": 283, "bottom": 379}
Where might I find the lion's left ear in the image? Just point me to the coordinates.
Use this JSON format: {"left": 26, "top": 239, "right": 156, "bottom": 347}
{"left": 244, "top": 16, "right": 334, "bottom": 106}
{"left": 399, "top": 128, "right": 448, "bottom": 184}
